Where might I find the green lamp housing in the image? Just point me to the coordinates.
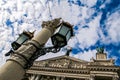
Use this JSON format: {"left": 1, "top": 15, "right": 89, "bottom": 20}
{"left": 11, "top": 31, "right": 34, "bottom": 50}
{"left": 51, "top": 22, "right": 73, "bottom": 48}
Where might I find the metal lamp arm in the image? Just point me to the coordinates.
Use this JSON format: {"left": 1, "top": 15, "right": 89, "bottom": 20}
{"left": 31, "top": 46, "right": 61, "bottom": 61}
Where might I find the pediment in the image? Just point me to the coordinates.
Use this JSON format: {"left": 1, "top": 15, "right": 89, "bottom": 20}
{"left": 33, "top": 55, "right": 88, "bottom": 69}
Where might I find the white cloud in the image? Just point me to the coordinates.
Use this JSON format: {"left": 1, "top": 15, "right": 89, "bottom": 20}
{"left": 37, "top": 50, "right": 65, "bottom": 61}
{"left": 76, "top": 14, "right": 101, "bottom": 49}
{"left": 49, "top": 0, "right": 95, "bottom": 25}
{"left": 103, "top": 11, "right": 120, "bottom": 44}
{"left": 0, "top": 55, "right": 4, "bottom": 66}
{"left": 80, "top": 0, "right": 97, "bottom": 7}
{"left": 40, "top": 0, "right": 47, "bottom": 7}
{"left": 74, "top": 49, "right": 96, "bottom": 61}
{"left": 67, "top": 37, "right": 79, "bottom": 48}
{"left": 74, "top": 49, "right": 110, "bottom": 61}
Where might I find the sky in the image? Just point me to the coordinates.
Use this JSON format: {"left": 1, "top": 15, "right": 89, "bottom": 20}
{"left": 0, "top": 0, "right": 120, "bottom": 66}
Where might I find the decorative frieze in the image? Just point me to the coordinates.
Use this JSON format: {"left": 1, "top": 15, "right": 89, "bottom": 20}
{"left": 27, "top": 55, "right": 120, "bottom": 80}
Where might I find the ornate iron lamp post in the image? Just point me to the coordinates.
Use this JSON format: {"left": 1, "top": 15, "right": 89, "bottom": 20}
{"left": 5, "top": 18, "right": 74, "bottom": 68}
{"left": 1, "top": 18, "right": 74, "bottom": 80}
{"left": 6, "top": 21, "right": 73, "bottom": 57}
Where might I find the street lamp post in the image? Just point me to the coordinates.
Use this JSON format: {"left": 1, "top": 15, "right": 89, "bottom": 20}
{"left": 5, "top": 21, "right": 74, "bottom": 68}
{"left": 0, "top": 18, "right": 73, "bottom": 80}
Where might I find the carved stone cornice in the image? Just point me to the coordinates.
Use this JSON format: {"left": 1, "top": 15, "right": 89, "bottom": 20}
{"left": 33, "top": 56, "right": 88, "bottom": 69}
{"left": 88, "top": 65, "right": 120, "bottom": 72}
{"left": 27, "top": 70, "right": 90, "bottom": 79}
{"left": 29, "top": 66, "right": 90, "bottom": 74}
{"left": 26, "top": 55, "right": 120, "bottom": 80}
{"left": 32, "top": 55, "right": 120, "bottom": 73}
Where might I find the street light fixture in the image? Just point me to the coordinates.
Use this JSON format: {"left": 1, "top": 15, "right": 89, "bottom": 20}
{"left": 5, "top": 31, "right": 34, "bottom": 56}
{"left": 29, "top": 21, "right": 74, "bottom": 64}
{"left": 11, "top": 31, "right": 34, "bottom": 50}
{"left": 51, "top": 22, "right": 73, "bottom": 48}
{"left": 5, "top": 18, "right": 74, "bottom": 69}
{"left": 5, "top": 19, "right": 73, "bottom": 60}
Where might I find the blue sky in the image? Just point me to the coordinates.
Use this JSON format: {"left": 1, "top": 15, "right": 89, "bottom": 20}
{"left": 0, "top": 0, "right": 120, "bottom": 66}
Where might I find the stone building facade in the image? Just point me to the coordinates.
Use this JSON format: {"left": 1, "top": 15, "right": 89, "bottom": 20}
{"left": 24, "top": 50, "right": 120, "bottom": 80}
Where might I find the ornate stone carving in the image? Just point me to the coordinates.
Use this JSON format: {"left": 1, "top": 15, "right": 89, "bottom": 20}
{"left": 27, "top": 55, "right": 120, "bottom": 80}
{"left": 113, "top": 75, "right": 119, "bottom": 80}
{"left": 48, "top": 58, "right": 70, "bottom": 68}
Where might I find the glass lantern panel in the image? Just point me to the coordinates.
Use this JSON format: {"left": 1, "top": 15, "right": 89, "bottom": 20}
{"left": 55, "top": 35, "right": 64, "bottom": 42}
{"left": 54, "top": 26, "right": 61, "bottom": 34}
{"left": 66, "top": 31, "right": 71, "bottom": 41}
{"left": 59, "top": 42, "right": 66, "bottom": 47}
{"left": 16, "top": 34, "right": 29, "bottom": 44}
{"left": 55, "top": 35, "right": 66, "bottom": 47}
{"left": 59, "top": 26, "right": 70, "bottom": 36}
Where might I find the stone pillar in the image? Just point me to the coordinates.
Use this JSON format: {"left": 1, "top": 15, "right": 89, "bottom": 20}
{"left": 90, "top": 75, "right": 95, "bottom": 80}
{"left": 90, "top": 77, "right": 94, "bottom": 80}
{"left": 46, "top": 76, "right": 50, "bottom": 80}
{"left": 56, "top": 76, "right": 60, "bottom": 80}
{"left": 28, "top": 75, "right": 32, "bottom": 80}
{"left": 40, "top": 75, "right": 44, "bottom": 80}
{"left": 30, "top": 75, "right": 36, "bottom": 80}
{"left": 113, "top": 75, "right": 119, "bottom": 80}
{"left": 35, "top": 75, "right": 40, "bottom": 80}
{"left": 61, "top": 77, "right": 65, "bottom": 80}
{"left": 53, "top": 77, "right": 56, "bottom": 80}
{"left": 113, "top": 77, "right": 118, "bottom": 80}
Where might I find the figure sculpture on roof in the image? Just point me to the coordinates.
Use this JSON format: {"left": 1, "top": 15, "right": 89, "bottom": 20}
{"left": 96, "top": 46, "right": 104, "bottom": 53}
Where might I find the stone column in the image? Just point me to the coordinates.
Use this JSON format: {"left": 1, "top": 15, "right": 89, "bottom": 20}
{"left": 113, "top": 77, "right": 118, "bottom": 80}
{"left": 40, "top": 75, "right": 44, "bottom": 80}
{"left": 90, "top": 77, "right": 94, "bottom": 80}
{"left": 30, "top": 75, "right": 36, "bottom": 80}
{"left": 28, "top": 75, "right": 32, "bottom": 80}
{"left": 56, "top": 76, "right": 60, "bottom": 80}
{"left": 46, "top": 76, "right": 50, "bottom": 80}
{"left": 113, "top": 75, "right": 119, "bottom": 80}
{"left": 35, "top": 75, "right": 40, "bottom": 80}
{"left": 90, "top": 75, "right": 95, "bottom": 80}
{"left": 61, "top": 77, "right": 65, "bottom": 80}
{"left": 53, "top": 77, "right": 56, "bottom": 80}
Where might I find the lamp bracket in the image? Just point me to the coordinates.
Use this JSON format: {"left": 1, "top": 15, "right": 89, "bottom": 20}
{"left": 25, "top": 45, "right": 61, "bottom": 68}
{"left": 39, "top": 46, "right": 60, "bottom": 54}
{"left": 34, "top": 46, "right": 61, "bottom": 58}
{"left": 5, "top": 46, "right": 61, "bottom": 57}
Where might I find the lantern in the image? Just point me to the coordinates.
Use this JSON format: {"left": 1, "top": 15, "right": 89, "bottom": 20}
{"left": 11, "top": 31, "right": 34, "bottom": 50}
{"left": 51, "top": 22, "right": 73, "bottom": 48}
